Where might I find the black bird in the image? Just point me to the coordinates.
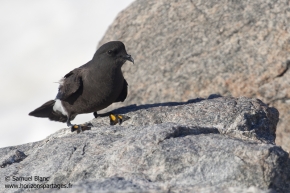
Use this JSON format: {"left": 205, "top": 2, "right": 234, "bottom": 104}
{"left": 29, "top": 41, "right": 134, "bottom": 133}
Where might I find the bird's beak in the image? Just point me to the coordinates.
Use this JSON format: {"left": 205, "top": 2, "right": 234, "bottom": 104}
{"left": 124, "top": 54, "right": 134, "bottom": 64}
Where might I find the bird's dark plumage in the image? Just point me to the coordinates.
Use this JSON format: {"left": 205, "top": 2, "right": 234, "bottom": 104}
{"left": 114, "top": 79, "right": 128, "bottom": 102}
{"left": 29, "top": 41, "right": 133, "bottom": 131}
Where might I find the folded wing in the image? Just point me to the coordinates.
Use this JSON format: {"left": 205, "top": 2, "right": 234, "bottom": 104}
{"left": 56, "top": 69, "right": 83, "bottom": 103}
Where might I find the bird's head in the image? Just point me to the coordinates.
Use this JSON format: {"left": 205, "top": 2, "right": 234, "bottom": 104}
{"left": 94, "top": 41, "right": 134, "bottom": 66}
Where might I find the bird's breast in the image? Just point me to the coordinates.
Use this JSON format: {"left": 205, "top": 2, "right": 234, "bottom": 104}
{"left": 79, "top": 67, "right": 124, "bottom": 112}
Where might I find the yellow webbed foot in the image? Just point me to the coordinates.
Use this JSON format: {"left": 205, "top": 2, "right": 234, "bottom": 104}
{"left": 109, "top": 114, "right": 130, "bottom": 125}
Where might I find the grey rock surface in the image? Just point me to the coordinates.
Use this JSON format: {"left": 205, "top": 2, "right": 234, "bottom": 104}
{"left": 0, "top": 96, "right": 289, "bottom": 193}
{"left": 98, "top": 0, "right": 290, "bottom": 153}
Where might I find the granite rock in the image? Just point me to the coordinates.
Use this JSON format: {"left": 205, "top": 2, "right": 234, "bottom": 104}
{"left": 98, "top": 0, "right": 290, "bottom": 153}
{"left": 0, "top": 97, "right": 289, "bottom": 192}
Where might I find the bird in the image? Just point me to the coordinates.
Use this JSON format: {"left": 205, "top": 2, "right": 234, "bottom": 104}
{"left": 29, "top": 41, "right": 134, "bottom": 133}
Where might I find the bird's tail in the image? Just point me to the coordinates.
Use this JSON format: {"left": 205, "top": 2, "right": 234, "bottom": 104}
{"left": 29, "top": 100, "right": 67, "bottom": 123}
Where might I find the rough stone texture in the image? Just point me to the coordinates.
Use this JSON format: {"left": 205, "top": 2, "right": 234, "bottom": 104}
{"left": 98, "top": 0, "right": 290, "bottom": 153}
{"left": 1, "top": 150, "right": 27, "bottom": 168}
{"left": 0, "top": 97, "right": 289, "bottom": 193}
{"left": 40, "top": 183, "right": 273, "bottom": 193}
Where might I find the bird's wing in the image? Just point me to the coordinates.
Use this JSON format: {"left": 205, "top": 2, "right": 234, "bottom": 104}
{"left": 114, "top": 79, "right": 128, "bottom": 102}
{"left": 56, "top": 68, "right": 83, "bottom": 101}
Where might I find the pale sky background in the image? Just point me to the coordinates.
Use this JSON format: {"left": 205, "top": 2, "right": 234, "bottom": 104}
{"left": 0, "top": 0, "right": 135, "bottom": 148}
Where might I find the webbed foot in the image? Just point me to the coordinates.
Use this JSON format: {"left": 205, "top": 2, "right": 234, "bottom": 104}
{"left": 109, "top": 114, "right": 130, "bottom": 125}
{"left": 70, "top": 123, "right": 92, "bottom": 133}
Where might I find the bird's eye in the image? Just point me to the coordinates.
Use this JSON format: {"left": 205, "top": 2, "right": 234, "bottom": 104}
{"left": 107, "top": 50, "right": 113, "bottom": 55}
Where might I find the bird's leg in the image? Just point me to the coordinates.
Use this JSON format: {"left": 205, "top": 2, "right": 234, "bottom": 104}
{"left": 67, "top": 118, "right": 82, "bottom": 133}
{"left": 67, "top": 117, "right": 92, "bottom": 133}
{"left": 93, "top": 112, "right": 98, "bottom": 118}
{"left": 109, "top": 114, "right": 130, "bottom": 125}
